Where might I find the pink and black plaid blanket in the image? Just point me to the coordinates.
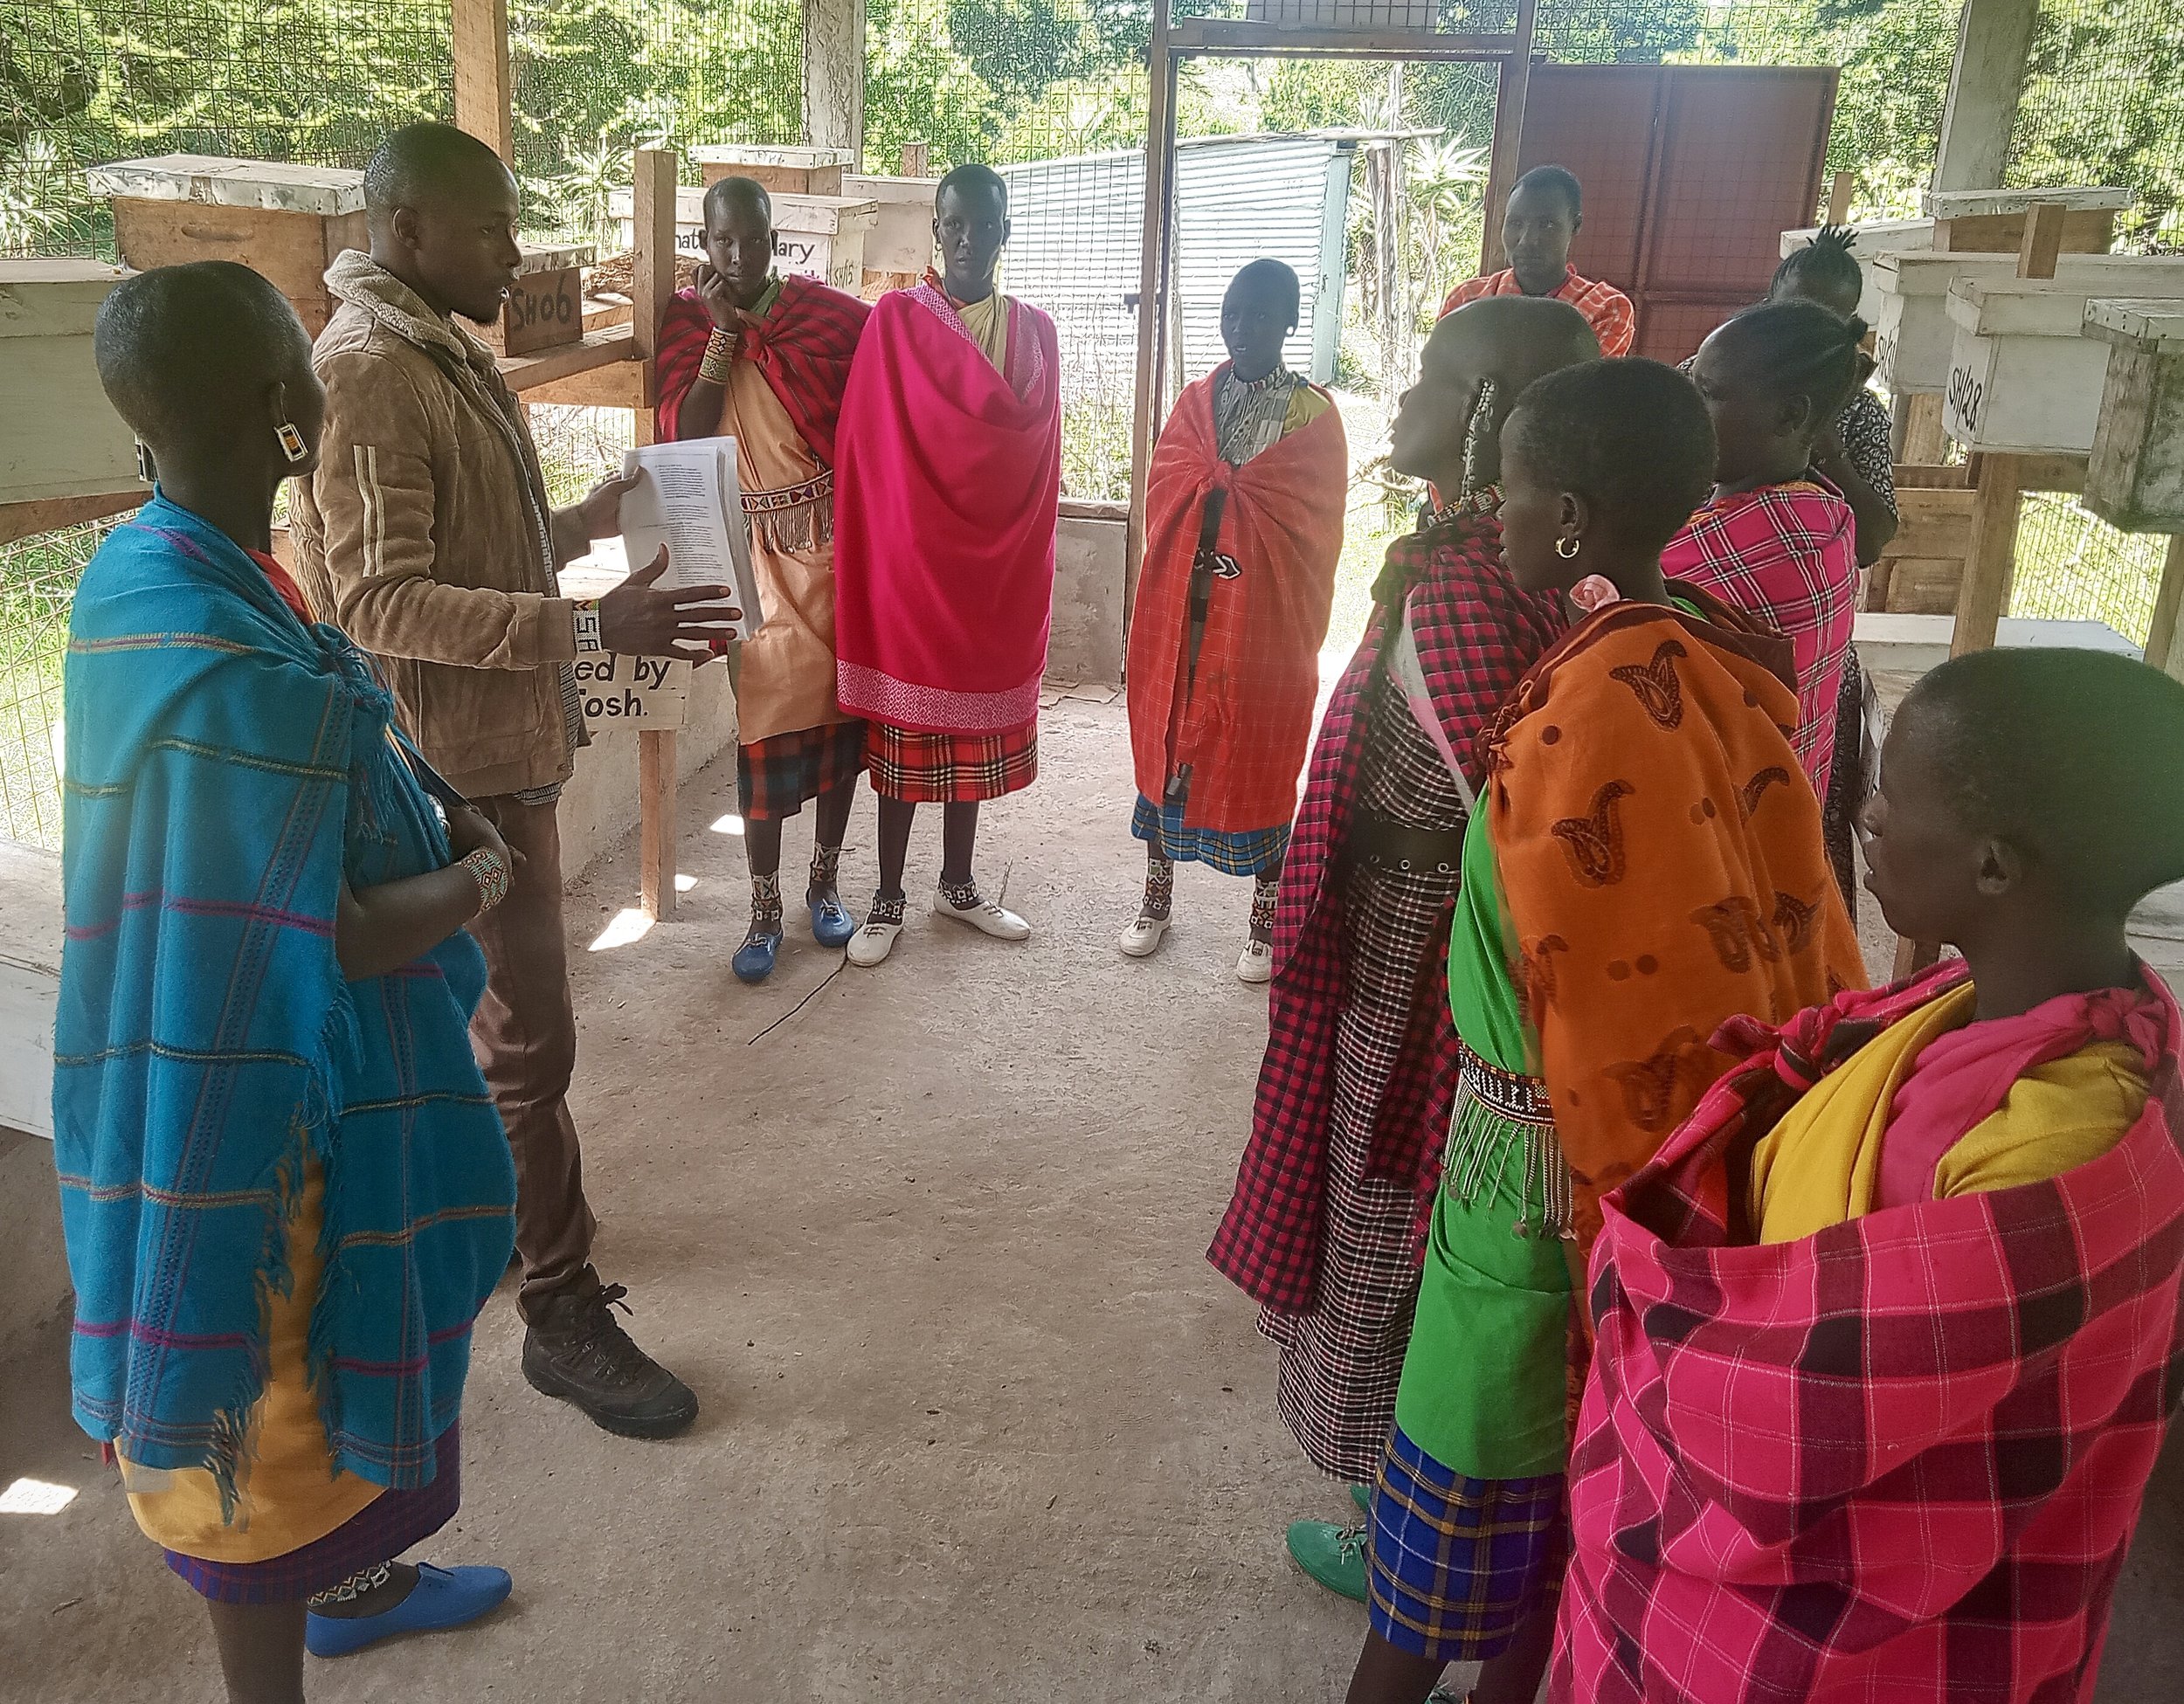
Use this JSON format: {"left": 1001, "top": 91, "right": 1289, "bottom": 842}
{"left": 1558, "top": 960, "right": 2184, "bottom": 1704}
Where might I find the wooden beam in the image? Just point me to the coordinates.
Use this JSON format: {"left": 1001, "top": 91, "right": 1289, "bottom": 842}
{"left": 2017, "top": 200, "right": 2064, "bottom": 280}
{"left": 2145, "top": 533, "right": 2184, "bottom": 680}
{"left": 803, "top": 0, "right": 867, "bottom": 158}
{"left": 1126, "top": 0, "right": 1178, "bottom": 638}
{"left": 1483, "top": 0, "right": 1539, "bottom": 270}
{"left": 1165, "top": 18, "right": 1517, "bottom": 58}
{"left": 1898, "top": 393, "right": 1948, "bottom": 466}
{"left": 1931, "top": 0, "right": 2039, "bottom": 195}
{"left": 452, "top": 0, "right": 515, "bottom": 166}
{"left": 498, "top": 327, "right": 640, "bottom": 394}
{"left": 1951, "top": 452, "right": 2026, "bottom": 656}
{"left": 899, "top": 141, "right": 930, "bottom": 178}
{"left": 639, "top": 729, "right": 678, "bottom": 921}
{"left": 0, "top": 488, "right": 145, "bottom": 547}
{"left": 632, "top": 148, "right": 677, "bottom": 372}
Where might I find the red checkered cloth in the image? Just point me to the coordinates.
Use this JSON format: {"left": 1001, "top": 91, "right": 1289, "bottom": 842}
{"left": 1559, "top": 960, "right": 2184, "bottom": 1704}
{"left": 655, "top": 276, "right": 868, "bottom": 464}
{"left": 1438, "top": 267, "right": 1635, "bottom": 357}
{"left": 1660, "top": 478, "right": 1857, "bottom": 797}
{"left": 866, "top": 719, "right": 1038, "bottom": 803}
{"left": 162, "top": 1422, "right": 461, "bottom": 1604}
{"left": 737, "top": 719, "right": 867, "bottom": 821}
{"left": 1208, "top": 505, "right": 1567, "bottom": 1314}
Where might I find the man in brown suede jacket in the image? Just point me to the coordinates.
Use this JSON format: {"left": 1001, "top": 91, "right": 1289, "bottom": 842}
{"left": 292, "top": 121, "right": 736, "bottom": 1440}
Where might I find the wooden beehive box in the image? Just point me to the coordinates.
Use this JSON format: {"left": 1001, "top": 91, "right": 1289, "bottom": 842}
{"left": 691, "top": 145, "right": 857, "bottom": 198}
{"left": 611, "top": 188, "right": 878, "bottom": 294}
{"left": 1868, "top": 465, "right": 1974, "bottom": 615}
{"left": 1877, "top": 252, "right": 2180, "bottom": 397}
{"left": 87, "top": 155, "right": 367, "bottom": 337}
{"left": 0, "top": 259, "right": 145, "bottom": 508}
{"left": 1943, "top": 260, "right": 2184, "bottom": 453}
{"left": 477, "top": 241, "right": 594, "bottom": 355}
{"left": 1925, "top": 184, "right": 2134, "bottom": 255}
{"left": 1243, "top": 0, "right": 1434, "bottom": 26}
{"left": 843, "top": 174, "right": 937, "bottom": 293}
{"left": 2083, "top": 298, "right": 2184, "bottom": 533}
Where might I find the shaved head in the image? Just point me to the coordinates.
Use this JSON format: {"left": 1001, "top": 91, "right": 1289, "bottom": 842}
{"left": 704, "top": 175, "right": 771, "bottom": 224}
{"left": 936, "top": 162, "right": 1007, "bottom": 216}
{"left": 94, "top": 261, "right": 312, "bottom": 453}
{"left": 363, "top": 121, "right": 515, "bottom": 231}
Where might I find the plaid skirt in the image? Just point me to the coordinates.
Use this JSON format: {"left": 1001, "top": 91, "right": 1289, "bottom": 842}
{"left": 737, "top": 719, "right": 867, "bottom": 821}
{"left": 1130, "top": 795, "right": 1289, "bottom": 876}
{"left": 866, "top": 720, "right": 1038, "bottom": 804}
{"left": 1365, "top": 1424, "right": 1567, "bottom": 1662}
{"left": 162, "top": 1423, "right": 462, "bottom": 1604}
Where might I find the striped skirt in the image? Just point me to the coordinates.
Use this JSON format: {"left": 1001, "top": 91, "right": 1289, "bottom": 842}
{"left": 1130, "top": 794, "right": 1289, "bottom": 876}
{"left": 162, "top": 1422, "right": 462, "bottom": 1604}
{"left": 737, "top": 719, "right": 867, "bottom": 821}
{"left": 1365, "top": 1423, "right": 1566, "bottom": 1662}
{"left": 866, "top": 720, "right": 1038, "bottom": 804}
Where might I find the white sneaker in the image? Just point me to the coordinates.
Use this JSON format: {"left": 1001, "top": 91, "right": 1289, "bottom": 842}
{"left": 847, "top": 919, "right": 903, "bottom": 967}
{"left": 934, "top": 886, "right": 1032, "bottom": 942}
{"left": 1117, "top": 914, "right": 1171, "bottom": 958}
{"left": 1236, "top": 938, "right": 1275, "bottom": 984}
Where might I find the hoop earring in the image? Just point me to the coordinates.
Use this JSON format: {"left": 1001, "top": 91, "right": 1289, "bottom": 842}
{"left": 1554, "top": 535, "right": 1580, "bottom": 559}
{"left": 274, "top": 422, "right": 309, "bottom": 465}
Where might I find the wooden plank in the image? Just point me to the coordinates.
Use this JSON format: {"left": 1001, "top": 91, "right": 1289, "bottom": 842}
{"left": 498, "top": 326, "right": 639, "bottom": 392}
{"left": 519, "top": 358, "right": 646, "bottom": 410}
{"left": 639, "top": 728, "right": 678, "bottom": 921}
{"left": 1900, "top": 392, "right": 1948, "bottom": 465}
{"left": 1827, "top": 169, "right": 1854, "bottom": 225}
{"left": 1126, "top": 2, "right": 1178, "bottom": 638}
{"left": 900, "top": 141, "right": 930, "bottom": 178}
{"left": 1951, "top": 452, "right": 2025, "bottom": 656}
{"left": 0, "top": 488, "right": 145, "bottom": 546}
{"left": 2017, "top": 200, "right": 2065, "bottom": 280}
{"left": 632, "top": 148, "right": 678, "bottom": 369}
{"left": 1881, "top": 557, "right": 1967, "bottom": 615}
{"left": 1892, "top": 459, "right": 1972, "bottom": 489}
{"left": 1932, "top": 208, "right": 2118, "bottom": 255}
{"left": 2145, "top": 533, "right": 2184, "bottom": 680}
{"left": 802, "top": 0, "right": 867, "bottom": 157}
{"left": 110, "top": 198, "right": 349, "bottom": 330}
{"left": 2013, "top": 452, "right": 2087, "bottom": 494}
{"left": 452, "top": 0, "right": 515, "bottom": 165}
{"left": 1483, "top": 0, "right": 1539, "bottom": 267}
{"left": 1883, "top": 486, "right": 1975, "bottom": 559}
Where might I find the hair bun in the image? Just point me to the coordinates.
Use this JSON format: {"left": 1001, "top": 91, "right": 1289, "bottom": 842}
{"left": 1842, "top": 313, "right": 1870, "bottom": 345}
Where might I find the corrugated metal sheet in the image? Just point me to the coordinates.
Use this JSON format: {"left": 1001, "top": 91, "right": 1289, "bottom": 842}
{"left": 998, "top": 135, "right": 1353, "bottom": 404}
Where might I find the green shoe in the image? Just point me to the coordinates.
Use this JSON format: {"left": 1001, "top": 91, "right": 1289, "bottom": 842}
{"left": 1286, "top": 1518, "right": 1370, "bottom": 1604}
{"left": 1351, "top": 1482, "right": 1372, "bottom": 1515}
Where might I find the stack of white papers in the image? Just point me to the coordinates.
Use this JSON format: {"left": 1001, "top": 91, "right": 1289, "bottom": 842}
{"left": 616, "top": 438, "right": 767, "bottom": 643}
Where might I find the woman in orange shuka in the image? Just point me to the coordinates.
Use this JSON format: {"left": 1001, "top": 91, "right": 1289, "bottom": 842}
{"left": 1122, "top": 259, "right": 1347, "bottom": 983}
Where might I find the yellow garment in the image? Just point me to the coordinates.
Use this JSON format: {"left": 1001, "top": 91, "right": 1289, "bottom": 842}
{"left": 952, "top": 287, "right": 1011, "bottom": 375}
{"left": 1284, "top": 385, "right": 1332, "bottom": 433}
{"left": 1749, "top": 983, "right": 2151, "bottom": 1243}
{"left": 121, "top": 1157, "right": 384, "bottom": 1560}
{"left": 722, "top": 353, "right": 852, "bottom": 745}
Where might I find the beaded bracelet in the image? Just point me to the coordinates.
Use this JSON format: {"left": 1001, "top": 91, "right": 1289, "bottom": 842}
{"left": 697, "top": 327, "right": 737, "bottom": 384}
{"left": 460, "top": 846, "right": 512, "bottom": 914}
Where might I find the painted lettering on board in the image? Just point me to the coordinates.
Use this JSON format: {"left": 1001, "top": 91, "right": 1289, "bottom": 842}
{"left": 573, "top": 653, "right": 690, "bottom": 729}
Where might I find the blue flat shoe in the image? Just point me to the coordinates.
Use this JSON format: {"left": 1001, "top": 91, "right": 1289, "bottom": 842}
{"left": 808, "top": 887, "right": 858, "bottom": 950}
{"left": 306, "top": 1562, "right": 511, "bottom": 1659}
{"left": 733, "top": 923, "right": 784, "bottom": 983}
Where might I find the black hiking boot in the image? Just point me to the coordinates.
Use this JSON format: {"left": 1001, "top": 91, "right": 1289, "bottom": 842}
{"left": 522, "top": 1275, "right": 698, "bottom": 1439}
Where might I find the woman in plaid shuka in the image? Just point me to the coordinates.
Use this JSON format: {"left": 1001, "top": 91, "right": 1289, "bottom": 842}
{"left": 1208, "top": 297, "right": 1600, "bottom": 1606}
{"left": 1562, "top": 649, "right": 2184, "bottom": 1704}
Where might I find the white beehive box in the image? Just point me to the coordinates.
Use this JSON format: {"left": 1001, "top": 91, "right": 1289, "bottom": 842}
{"left": 2083, "top": 298, "right": 2184, "bottom": 532}
{"left": 843, "top": 175, "right": 938, "bottom": 278}
{"left": 0, "top": 259, "right": 145, "bottom": 507}
{"left": 1779, "top": 217, "right": 1933, "bottom": 326}
{"left": 1942, "top": 260, "right": 2184, "bottom": 453}
{"left": 1923, "top": 184, "right": 2135, "bottom": 254}
{"left": 692, "top": 145, "right": 857, "bottom": 197}
{"left": 1876, "top": 252, "right": 2178, "bottom": 395}
{"left": 610, "top": 189, "right": 878, "bottom": 293}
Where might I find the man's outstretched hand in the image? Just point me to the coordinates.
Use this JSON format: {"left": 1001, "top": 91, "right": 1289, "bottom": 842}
{"left": 596, "top": 546, "right": 740, "bottom": 660}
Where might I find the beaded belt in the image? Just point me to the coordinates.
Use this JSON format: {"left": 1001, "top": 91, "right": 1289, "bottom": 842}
{"left": 740, "top": 467, "right": 833, "bottom": 518}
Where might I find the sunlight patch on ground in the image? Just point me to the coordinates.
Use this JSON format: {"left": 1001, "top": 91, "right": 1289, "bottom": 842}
{"left": 0, "top": 1478, "right": 77, "bottom": 1515}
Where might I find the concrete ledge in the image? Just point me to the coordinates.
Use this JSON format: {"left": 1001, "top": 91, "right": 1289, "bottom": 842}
{"left": 1854, "top": 611, "right": 2141, "bottom": 677}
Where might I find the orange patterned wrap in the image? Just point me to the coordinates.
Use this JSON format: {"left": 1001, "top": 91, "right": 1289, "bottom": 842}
{"left": 1482, "top": 588, "right": 1867, "bottom": 1263}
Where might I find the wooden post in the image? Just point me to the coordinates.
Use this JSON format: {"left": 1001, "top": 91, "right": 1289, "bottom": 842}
{"left": 1826, "top": 169, "right": 1854, "bottom": 226}
{"left": 1931, "top": 0, "right": 2040, "bottom": 195}
{"left": 2146, "top": 534, "right": 2184, "bottom": 680}
{"left": 1125, "top": 0, "right": 1178, "bottom": 636}
{"left": 1900, "top": 393, "right": 1948, "bottom": 465}
{"left": 900, "top": 141, "right": 930, "bottom": 178}
{"left": 639, "top": 730, "right": 679, "bottom": 922}
{"left": 803, "top": 0, "right": 867, "bottom": 160}
{"left": 2017, "top": 198, "right": 2064, "bottom": 281}
{"left": 1482, "top": 0, "right": 1540, "bottom": 273}
{"left": 1951, "top": 452, "right": 2024, "bottom": 657}
{"left": 452, "top": 0, "right": 515, "bottom": 166}
{"left": 632, "top": 147, "right": 679, "bottom": 919}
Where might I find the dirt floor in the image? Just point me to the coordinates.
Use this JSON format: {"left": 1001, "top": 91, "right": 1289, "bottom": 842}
{"left": 4, "top": 693, "right": 2182, "bottom": 1703}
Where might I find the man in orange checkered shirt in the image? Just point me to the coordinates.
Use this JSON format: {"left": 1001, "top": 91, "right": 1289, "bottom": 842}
{"left": 1438, "top": 164, "right": 1635, "bottom": 356}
